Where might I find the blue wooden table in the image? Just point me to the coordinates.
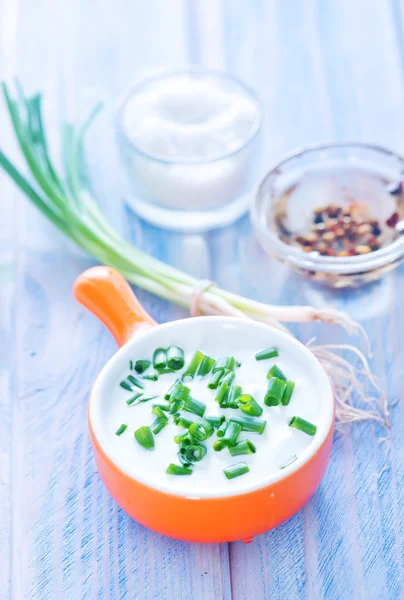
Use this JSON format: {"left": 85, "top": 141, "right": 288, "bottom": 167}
{"left": 1, "top": 1, "right": 404, "bottom": 598}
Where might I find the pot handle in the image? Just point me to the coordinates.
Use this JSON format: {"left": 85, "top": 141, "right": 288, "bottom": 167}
{"left": 73, "top": 266, "right": 156, "bottom": 347}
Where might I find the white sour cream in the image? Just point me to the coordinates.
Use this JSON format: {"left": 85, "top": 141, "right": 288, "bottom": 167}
{"left": 91, "top": 318, "right": 333, "bottom": 498}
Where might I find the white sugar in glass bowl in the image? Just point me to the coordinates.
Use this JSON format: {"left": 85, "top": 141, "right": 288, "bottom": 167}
{"left": 115, "top": 68, "right": 262, "bottom": 232}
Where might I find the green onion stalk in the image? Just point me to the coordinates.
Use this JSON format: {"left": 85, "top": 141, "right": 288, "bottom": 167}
{"left": 0, "top": 82, "right": 387, "bottom": 427}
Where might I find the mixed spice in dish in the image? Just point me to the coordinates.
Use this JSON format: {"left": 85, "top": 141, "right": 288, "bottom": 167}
{"left": 115, "top": 345, "right": 317, "bottom": 480}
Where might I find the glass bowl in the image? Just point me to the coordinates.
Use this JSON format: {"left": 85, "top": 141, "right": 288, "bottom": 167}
{"left": 251, "top": 142, "right": 404, "bottom": 288}
{"left": 115, "top": 68, "right": 262, "bottom": 232}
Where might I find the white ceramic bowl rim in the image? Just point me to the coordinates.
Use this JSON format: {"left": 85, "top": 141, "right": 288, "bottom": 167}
{"left": 115, "top": 66, "right": 263, "bottom": 165}
{"left": 251, "top": 141, "right": 404, "bottom": 275}
{"left": 90, "top": 317, "right": 334, "bottom": 499}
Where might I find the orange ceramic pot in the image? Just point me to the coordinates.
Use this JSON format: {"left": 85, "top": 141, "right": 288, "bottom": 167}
{"left": 74, "top": 266, "right": 335, "bottom": 543}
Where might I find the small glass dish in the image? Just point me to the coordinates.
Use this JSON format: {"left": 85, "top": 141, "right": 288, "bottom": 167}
{"left": 251, "top": 142, "right": 404, "bottom": 288}
{"left": 116, "top": 68, "right": 262, "bottom": 232}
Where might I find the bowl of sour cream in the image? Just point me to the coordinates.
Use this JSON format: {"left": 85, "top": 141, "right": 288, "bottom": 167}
{"left": 74, "top": 267, "right": 334, "bottom": 543}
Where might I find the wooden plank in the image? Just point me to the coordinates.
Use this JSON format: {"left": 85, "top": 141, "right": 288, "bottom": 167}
{"left": 0, "top": 0, "right": 231, "bottom": 598}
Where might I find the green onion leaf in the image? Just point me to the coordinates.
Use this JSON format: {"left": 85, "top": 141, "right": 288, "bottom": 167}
{"left": 142, "top": 373, "right": 159, "bottom": 382}
{"left": 183, "top": 396, "right": 206, "bottom": 417}
{"left": 264, "top": 377, "right": 286, "bottom": 406}
{"left": 280, "top": 455, "right": 298, "bottom": 469}
{"left": 164, "top": 379, "right": 181, "bottom": 400}
{"left": 188, "top": 418, "right": 214, "bottom": 441}
{"left": 126, "top": 392, "right": 143, "bottom": 405}
{"left": 213, "top": 356, "right": 237, "bottom": 372}
{"left": 152, "top": 403, "right": 170, "bottom": 412}
{"left": 222, "top": 421, "right": 242, "bottom": 446}
{"left": 166, "top": 463, "right": 193, "bottom": 475}
{"left": 267, "top": 364, "right": 286, "bottom": 381}
{"left": 228, "top": 385, "right": 242, "bottom": 406}
{"left": 281, "top": 381, "right": 295, "bottom": 406}
{"left": 182, "top": 350, "right": 204, "bottom": 380}
{"left": 289, "top": 416, "right": 317, "bottom": 436}
{"left": 216, "top": 421, "right": 228, "bottom": 438}
{"left": 134, "top": 359, "right": 151, "bottom": 374}
{"left": 115, "top": 423, "right": 128, "bottom": 436}
{"left": 180, "top": 443, "right": 207, "bottom": 463}
{"left": 207, "top": 369, "right": 224, "bottom": 390}
{"left": 166, "top": 346, "right": 185, "bottom": 370}
{"left": 173, "top": 415, "right": 194, "bottom": 429}
{"left": 213, "top": 440, "right": 225, "bottom": 451}
{"left": 197, "top": 355, "right": 215, "bottom": 376}
{"left": 229, "top": 439, "right": 256, "bottom": 456}
{"left": 127, "top": 374, "right": 144, "bottom": 389}
{"left": 152, "top": 406, "right": 167, "bottom": 419}
{"left": 205, "top": 415, "right": 225, "bottom": 428}
{"left": 134, "top": 426, "right": 154, "bottom": 450}
{"left": 150, "top": 415, "right": 168, "bottom": 435}
{"left": 229, "top": 415, "right": 267, "bottom": 434}
{"left": 215, "top": 382, "right": 230, "bottom": 407}
{"left": 153, "top": 348, "right": 167, "bottom": 370}
{"left": 255, "top": 346, "right": 279, "bottom": 361}
{"left": 238, "top": 394, "right": 263, "bottom": 417}
{"left": 224, "top": 462, "right": 249, "bottom": 479}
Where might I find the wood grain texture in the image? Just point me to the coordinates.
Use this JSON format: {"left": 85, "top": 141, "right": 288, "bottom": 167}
{"left": 1, "top": 0, "right": 404, "bottom": 598}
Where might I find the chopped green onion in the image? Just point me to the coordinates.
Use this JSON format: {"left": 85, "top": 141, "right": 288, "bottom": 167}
{"left": 178, "top": 453, "right": 193, "bottom": 467}
{"left": 255, "top": 346, "right": 278, "bottom": 361}
{"left": 166, "top": 346, "right": 185, "bottom": 370}
{"left": 134, "top": 426, "right": 154, "bottom": 450}
{"left": 229, "top": 439, "right": 256, "bottom": 456}
{"left": 228, "top": 385, "right": 242, "bottom": 405}
{"left": 152, "top": 406, "right": 167, "bottom": 419}
{"left": 157, "top": 368, "right": 175, "bottom": 375}
{"left": 120, "top": 376, "right": 143, "bottom": 391}
{"left": 126, "top": 392, "right": 143, "bottom": 405}
{"left": 220, "top": 370, "right": 235, "bottom": 386}
{"left": 152, "top": 403, "right": 170, "bottom": 412}
{"left": 281, "top": 381, "right": 295, "bottom": 406}
{"left": 180, "top": 443, "right": 207, "bottom": 463}
{"left": 197, "top": 355, "right": 215, "bottom": 376}
{"left": 170, "top": 384, "right": 190, "bottom": 403}
{"left": 215, "top": 382, "right": 230, "bottom": 407}
{"left": 129, "top": 360, "right": 134, "bottom": 370}
{"left": 216, "top": 421, "right": 228, "bottom": 438}
{"left": 280, "top": 455, "right": 298, "bottom": 469}
{"left": 229, "top": 416, "right": 267, "bottom": 434}
{"left": 166, "top": 463, "right": 192, "bottom": 475}
{"left": 213, "top": 440, "right": 225, "bottom": 451}
{"left": 238, "top": 394, "right": 263, "bottom": 417}
{"left": 222, "top": 421, "right": 242, "bottom": 446}
{"left": 205, "top": 415, "right": 225, "bottom": 428}
{"left": 213, "top": 356, "right": 237, "bottom": 372}
{"left": 264, "top": 377, "right": 286, "bottom": 406}
{"left": 189, "top": 418, "right": 214, "bottom": 441}
{"left": 169, "top": 400, "right": 183, "bottom": 415}
{"left": 183, "top": 396, "right": 206, "bottom": 417}
{"left": 164, "top": 379, "right": 181, "bottom": 400}
{"left": 207, "top": 369, "right": 224, "bottom": 389}
{"left": 134, "top": 359, "right": 151, "bottom": 374}
{"left": 182, "top": 350, "right": 204, "bottom": 379}
{"left": 267, "top": 364, "right": 286, "bottom": 381}
{"left": 153, "top": 347, "right": 167, "bottom": 370}
{"left": 173, "top": 415, "right": 194, "bottom": 429}
{"left": 151, "top": 415, "right": 168, "bottom": 435}
{"left": 115, "top": 423, "right": 128, "bottom": 436}
{"left": 174, "top": 432, "right": 193, "bottom": 446}
{"left": 142, "top": 373, "right": 158, "bottom": 381}
{"left": 289, "top": 416, "right": 317, "bottom": 436}
{"left": 228, "top": 401, "right": 240, "bottom": 409}
{"left": 224, "top": 463, "right": 249, "bottom": 479}
{"left": 127, "top": 374, "right": 144, "bottom": 389}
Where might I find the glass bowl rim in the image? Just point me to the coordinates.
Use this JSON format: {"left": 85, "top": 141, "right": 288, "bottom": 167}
{"left": 251, "top": 141, "right": 404, "bottom": 275}
{"left": 114, "top": 66, "right": 263, "bottom": 165}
